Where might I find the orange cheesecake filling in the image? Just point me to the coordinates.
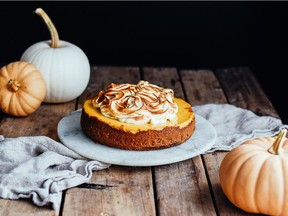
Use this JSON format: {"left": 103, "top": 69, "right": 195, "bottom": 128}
{"left": 83, "top": 97, "right": 194, "bottom": 134}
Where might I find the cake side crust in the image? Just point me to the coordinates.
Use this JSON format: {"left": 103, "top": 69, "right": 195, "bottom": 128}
{"left": 80, "top": 109, "right": 196, "bottom": 151}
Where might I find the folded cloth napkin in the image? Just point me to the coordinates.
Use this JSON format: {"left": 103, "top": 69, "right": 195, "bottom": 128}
{"left": 0, "top": 135, "right": 110, "bottom": 210}
{"left": 193, "top": 103, "right": 287, "bottom": 153}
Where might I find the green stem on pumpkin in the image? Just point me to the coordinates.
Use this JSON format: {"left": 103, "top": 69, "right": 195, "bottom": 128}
{"left": 268, "top": 128, "right": 287, "bottom": 155}
{"left": 35, "top": 8, "right": 60, "bottom": 48}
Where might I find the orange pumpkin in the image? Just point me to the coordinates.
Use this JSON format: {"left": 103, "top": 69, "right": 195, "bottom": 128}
{"left": 0, "top": 61, "right": 46, "bottom": 116}
{"left": 220, "top": 129, "right": 288, "bottom": 215}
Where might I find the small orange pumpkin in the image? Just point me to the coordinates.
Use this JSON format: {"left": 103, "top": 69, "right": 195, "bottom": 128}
{"left": 220, "top": 129, "right": 288, "bottom": 215}
{"left": 0, "top": 61, "right": 46, "bottom": 116}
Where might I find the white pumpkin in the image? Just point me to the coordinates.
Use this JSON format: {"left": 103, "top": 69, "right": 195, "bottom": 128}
{"left": 21, "top": 8, "right": 90, "bottom": 103}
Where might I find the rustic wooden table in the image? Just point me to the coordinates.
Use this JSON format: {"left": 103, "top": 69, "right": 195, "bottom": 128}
{"left": 0, "top": 66, "right": 276, "bottom": 215}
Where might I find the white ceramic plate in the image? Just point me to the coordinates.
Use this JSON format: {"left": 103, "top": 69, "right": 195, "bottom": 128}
{"left": 57, "top": 109, "right": 217, "bottom": 166}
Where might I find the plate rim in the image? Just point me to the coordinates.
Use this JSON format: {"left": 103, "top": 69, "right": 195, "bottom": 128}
{"left": 57, "top": 109, "right": 217, "bottom": 166}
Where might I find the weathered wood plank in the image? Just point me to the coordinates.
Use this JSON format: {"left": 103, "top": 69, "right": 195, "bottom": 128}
{"left": 0, "top": 103, "right": 75, "bottom": 140}
{"left": 0, "top": 199, "right": 56, "bottom": 216}
{"left": 215, "top": 67, "right": 278, "bottom": 118}
{"left": 180, "top": 68, "right": 271, "bottom": 215}
{"left": 180, "top": 69, "right": 225, "bottom": 105}
{"left": 180, "top": 69, "right": 227, "bottom": 210}
{"left": 143, "top": 67, "right": 216, "bottom": 216}
{"left": 180, "top": 69, "right": 230, "bottom": 216}
{"left": 180, "top": 69, "right": 255, "bottom": 216}
{"left": 63, "top": 66, "right": 156, "bottom": 216}
{"left": 63, "top": 166, "right": 154, "bottom": 216}
{"left": 213, "top": 67, "right": 279, "bottom": 215}
{"left": 142, "top": 67, "right": 184, "bottom": 99}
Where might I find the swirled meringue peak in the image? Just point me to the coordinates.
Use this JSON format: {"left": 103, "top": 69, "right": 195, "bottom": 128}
{"left": 92, "top": 80, "right": 178, "bottom": 125}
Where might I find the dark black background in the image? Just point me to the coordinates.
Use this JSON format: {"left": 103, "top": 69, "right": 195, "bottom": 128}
{"left": 1, "top": 1, "right": 288, "bottom": 122}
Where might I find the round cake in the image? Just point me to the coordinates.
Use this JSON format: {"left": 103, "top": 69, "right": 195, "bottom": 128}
{"left": 80, "top": 80, "right": 196, "bottom": 150}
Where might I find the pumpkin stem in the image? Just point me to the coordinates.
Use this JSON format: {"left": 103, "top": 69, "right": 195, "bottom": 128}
{"left": 268, "top": 128, "right": 287, "bottom": 155}
{"left": 35, "top": 8, "right": 60, "bottom": 48}
{"left": 8, "top": 79, "right": 21, "bottom": 92}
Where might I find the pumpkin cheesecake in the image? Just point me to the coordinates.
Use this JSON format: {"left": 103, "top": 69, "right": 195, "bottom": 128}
{"left": 80, "top": 80, "right": 196, "bottom": 150}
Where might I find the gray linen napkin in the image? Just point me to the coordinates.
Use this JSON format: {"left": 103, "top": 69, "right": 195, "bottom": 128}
{"left": 0, "top": 135, "right": 110, "bottom": 210}
{"left": 194, "top": 103, "right": 287, "bottom": 153}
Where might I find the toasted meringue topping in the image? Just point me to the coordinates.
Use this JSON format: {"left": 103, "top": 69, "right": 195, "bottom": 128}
{"left": 92, "top": 80, "right": 178, "bottom": 124}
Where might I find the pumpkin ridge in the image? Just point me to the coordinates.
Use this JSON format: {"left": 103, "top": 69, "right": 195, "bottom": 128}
{"left": 280, "top": 158, "right": 287, "bottom": 215}
{"left": 245, "top": 139, "right": 269, "bottom": 149}
{"left": 18, "top": 92, "right": 39, "bottom": 111}
{"left": 6, "top": 90, "right": 14, "bottom": 114}
{"left": 24, "top": 46, "right": 48, "bottom": 70}
{"left": 283, "top": 139, "right": 288, "bottom": 153}
{"left": 231, "top": 152, "right": 267, "bottom": 208}
{"left": 0, "top": 67, "right": 9, "bottom": 80}
{"left": 15, "top": 68, "right": 46, "bottom": 102}
{"left": 220, "top": 146, "right": 258, "bottom": 200}
{"left": 10, "top": 62, "right": 22, "bottom": 81}
{"left": 247, "top": 154, "right": 270, "bottom": 213}
{"left": 226, "top": 144, "right": 251, "bottom": 158}
{"left": 256, "top": 156, "right": 284, "bottom": 215}
{"left": 19, "top": 70, "right": 43, "bottom": 85}
{"left": 18, "top": 90, "right": 42, "bottom": 108}
{"left": 18, "top": 73, "right": 36, "bottom": 85}
{"left": 253, "top": 155, "right": 270, "bottom": 214}
{"left": 25, "top": 45, "right": 45, "bottom": 62}
{"left": 20, "top": 62, "right": 36, "bottom": 77}
{"left": 224, "top": 145, "right": 261, "bottom": 173}
{"left": 10, "top": 92, "right": 26, "bottom": 116}
{"left": 6, "top": 62, "right": 25, "bottom": 81}
{"left": 16, "top": 68, "right": 36, "bottom": 82}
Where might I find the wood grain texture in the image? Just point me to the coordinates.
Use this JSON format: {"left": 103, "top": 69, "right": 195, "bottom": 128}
{"left": 179, "top": 69, "right": 229, "bottom": 215}
{"left": 142, "top": 67, "right": 184, "bottom": 99}
{"left": 0, "top": 199, "right": 58, "bottom": 216}
{"left": 0, "top": 103, "right": 75, "bottom": 140}
{"left": 63, "top": 166, "right": 155, "bottom": 216}
{"left": 213, "top": 67, "right": 279, "bottom": 216}
{"left": 143, "top": 67, "right": 216, "bottom": 216}
{"left": 215, "top": 67, "right": 278, "bottom": 117}
{"left": 63, "top": 66, "right": 156, "bottom": 216}
{"left": 180, "top": 68, "right": 271, "bottom": 215}
{"left": 180, "top": 69, "right": 225, "bottom": 105}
